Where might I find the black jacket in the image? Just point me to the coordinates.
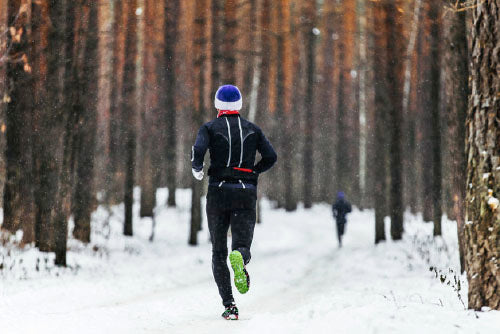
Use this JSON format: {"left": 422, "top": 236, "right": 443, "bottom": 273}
{"left": 332, "top": 198, "right": 352, "bottom": 224}
{"left": 192, "top": 114, "right": 277, "bottom": 185}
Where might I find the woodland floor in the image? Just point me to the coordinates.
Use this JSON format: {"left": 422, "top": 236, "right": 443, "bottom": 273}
{"left": 0, "top": 189, "right": 499, "bottom": 333}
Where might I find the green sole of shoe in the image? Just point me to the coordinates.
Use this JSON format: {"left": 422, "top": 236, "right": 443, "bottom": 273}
{"left": 229, "top": 250, "right": 249, "bottom": 294}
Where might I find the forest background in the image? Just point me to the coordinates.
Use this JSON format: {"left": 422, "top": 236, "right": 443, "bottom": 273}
{"left": 0, "top": 0, "right": 498, "bottom": 310}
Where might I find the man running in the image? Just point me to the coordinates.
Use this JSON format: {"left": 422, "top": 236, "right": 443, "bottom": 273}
{"left": 332, "top": 191, "right": 352, "bottom": 247}
{"left": 191, "top": 85, "right": 277, "bottom": 320}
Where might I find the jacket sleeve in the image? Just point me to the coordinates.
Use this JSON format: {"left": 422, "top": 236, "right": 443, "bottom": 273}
{"left": 332, "top": 204, "right": 338, "bottom": 218}
{"left": 253, "top": 127, "right": 277, "bottom": 174}
{"left": 192, "top": 124, "right": 209, "bottom": 172}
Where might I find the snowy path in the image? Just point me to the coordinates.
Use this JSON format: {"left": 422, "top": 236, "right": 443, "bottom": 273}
{"left": 0, "top": 189, "right": 499, "bottom": 333}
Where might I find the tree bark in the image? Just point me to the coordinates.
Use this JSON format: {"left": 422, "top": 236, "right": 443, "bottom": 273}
{"left": 336, "top": 0, "right": 358, "bottom": 202}
{"left": 464, "top": 0, "right": 500, "bottom": 311}
{"left": 385, "top": 0, "right": 404, "bottom": 241}
{"left": 222, "top": 0, "right": 236, "bottom": 84}
{"left": 276, "top": 0, "right": 296, "bottom": 212}
{"left": 444, "top": 5, "right": 468, "bottom": 273}
{"left": 417, "top": 1, "right": 433, "bottom": 222}
{"left": 402, "top": 0, "right": 421, "bottom": 214}
{"left": 54, "top": 0, "right": 78, "bottom": 266}
{"left": 0, "top": 0, "right": 7, "bottom": 207}
{"left": 122, "top": 0, "right": 138, "bottom": 237}
{"left": 73, "top": 0, "right": 98, "bottom": 243}
{"left": 108, "top": 0, "right": 126, "bottom": 204}
{"left": 428, "top": 0, "right": 442, "bottom": 237}
{"left": 164, "top": 0, "right": 180, "bottom": 207}
{"left": 318, "top": 0, "right": 337, "bottom": 204}
{"left": 3, "top": 0, "right": 36, "bottom": 244}
{"left": 189, "top": 0, "right": 209, "bottom": 246}
{"left": 139, "top": 0, "right": 156, "bottom": 218}
{"left": 357, "top": 0, "right": 368, "bottom": 209}
{"left": 372, "top": 0, "right": 388, "bottom": 244}
{"left": 302, "top": 0, "right": 316, "bottom": 209}
{"left": 31, "top": 0, "right": 55, "bottom": 251}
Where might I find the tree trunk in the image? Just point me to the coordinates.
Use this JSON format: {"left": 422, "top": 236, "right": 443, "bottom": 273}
{"left": 108, "top": 0, "right": 126, "bottom": 204}
{"left": 335, "top": 0, "right": 357, "bottom": 200}
{"left": 402, "top": 0, "right": 421, "bottom": 214}
{"left": 444, "top": 5, "right": 468, "bottom": 273}
{"left": 54, "top": 0, "right": 78, "bottom": 266}
{"left": 164, "top": 0, "right": 180, "bottom": 207}
{"left": 276, "top": 0, "right": 296, "bottom": 212}
{"left": 3, "top": 0, "right": 36, "bottom": 244}
{"left": 31, "top": 0, "right": 56, "bottom": 251}
{"left": 73, "top": 0, "right": 98, "bottom": 243}
{"left": 302, "top": 0, "right": 316, "bottom": 209}
{"left": 357, "top": 0, "right": 368, "bottom": 209}
{"left": 0, "top": 0, "right": 7, "bottom": 208}
{"left": 222, "top": 0, "right": 236, "bottom": 84}
{"left": 464, "top": 0, "right": 500, "bottom": 311}
{"left": 318, "top": 0, "right": 337, "bottom": 204}
{"left": 383, "top": 0, "right": 404, "bottom": 241}
{"left": 122, "top": 0, "right": 138, "bottom": 237}
{"left": 372, "top": 0, "right": 387, "bottom": 244}
{"left": 257, "top": 0, "right": 271, "bottom": 120}
{"left": 418, "top": 1, "right": 433, "bottom": 222}
{"left": 189, "top": 0, "right": 208, "bottom": 246}
{"left": 428, "top": 0, "right": 442, "bottom": 237}
{"left": 139, "top": 0, "right": 158, "bottom": 218}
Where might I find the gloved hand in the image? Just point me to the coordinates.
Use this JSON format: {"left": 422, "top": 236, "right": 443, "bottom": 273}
{"left": 192, "top": 168, "right": 204, "bottom": 181}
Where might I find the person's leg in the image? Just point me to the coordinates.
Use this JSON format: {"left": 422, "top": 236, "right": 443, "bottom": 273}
{"left": 336, "top": 220, "right": 342, "bottom": 246}
{"left": 230, "top": 208, "right": 257, "bottom": 264}
{"left": 207, "top": 191, "right": 233, "bottom": 306}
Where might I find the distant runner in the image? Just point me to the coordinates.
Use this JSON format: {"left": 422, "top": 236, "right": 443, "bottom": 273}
{"left": 332, "top": 191, "right": 352, "bottom": 247}
{"left": 191, "top": 85, "right": 277, "bottom": 320}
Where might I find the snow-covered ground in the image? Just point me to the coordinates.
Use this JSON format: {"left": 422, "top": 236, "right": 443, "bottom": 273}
{"left": 0, "top": 188, "right": 499, "bottom": 333}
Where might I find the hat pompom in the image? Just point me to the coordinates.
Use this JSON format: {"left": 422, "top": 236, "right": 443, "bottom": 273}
{"left": 214, "top": 85, "right": 242, "bottom": 110}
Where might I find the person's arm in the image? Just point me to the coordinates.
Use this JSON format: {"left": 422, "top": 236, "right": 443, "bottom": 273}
{"left": 191, "top": 124, "right": 209, "bottom": 178}
{"left": 332, "top": 204, "right": 338, "bottom": 218}
{"left": 253, "top": 127, "right": 277, "bottom": 174}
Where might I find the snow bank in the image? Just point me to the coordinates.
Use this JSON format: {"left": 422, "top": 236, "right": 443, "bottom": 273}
{"left": 0, "top": 189, "right": 498, "bottom": 333}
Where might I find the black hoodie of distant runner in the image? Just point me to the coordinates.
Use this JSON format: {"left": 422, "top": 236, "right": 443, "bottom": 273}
{"left": 191, "top": 114, "right": 277, "bottom": 185}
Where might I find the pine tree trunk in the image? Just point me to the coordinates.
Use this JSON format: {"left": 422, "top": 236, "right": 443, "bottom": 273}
{"left": 0, "top": 0, "right": 7, "bottom": 207}
{"left": 428, "top": 0, "right": 442, "bottom": 237}
{"left": 31, "top": 0, "right": 56, "bottom": 251}
{"left": 418, "top": 1, "right": 433, "bottom": 222}
{"left": 372, "top": 0, "right": 387, "bottom": 244}
{"left": 318, "top": 0, "right": 337, "bottom": 204}
{"left": 223, "top": 0, "right": 236, "bottom": 84}
{"left": 122, "top": 0, "right": 138, "bottom": 237}
{"left": 189, "top": 0, "right": 208, "bottom": 246}
{"left": 257, "top": 0, "right": 271, "bottom": 119}
{"left": 276, "top": 0, "right": 296, "bottom": 212}
{"left": 464, "top": 0, "right": 500, "bottom": 311}
{"left": 444, "top": 6, "right": 468, "bottom": 273}
{"left": 357, "top": 0, "right": 368, "bottom": 209}
{"left": 54, "top": 0, "right": 77, "bottom": 266}
{"left": 384, "top": 1, "right": 404, "bottom": 241}
{"left": 73, "top": 0, "right": 98, "bottom": 243}
{"left": 402, "top": 0, "right": 421, "bottom": 214}
{"left": 139, "top": 0, "right": 158, "bottom": 218}
{"left": 164, "top": 0, "right": 180, "bottom": 207}
{"left": 335, "top": 3, "right": 347, "bottom": 197}
{"left": 108, "top": 0, "right": 126, "bottom": 204}
{"left": 3, "top": 0, "right": 36, "bottom": 244}
{"left": 302, "top": 0, "right": 316, "bottom": 209}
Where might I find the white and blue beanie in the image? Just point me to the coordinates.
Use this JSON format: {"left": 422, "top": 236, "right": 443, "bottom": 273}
{"left": 214, "top": 85, "right": 242, "bottom": 110}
